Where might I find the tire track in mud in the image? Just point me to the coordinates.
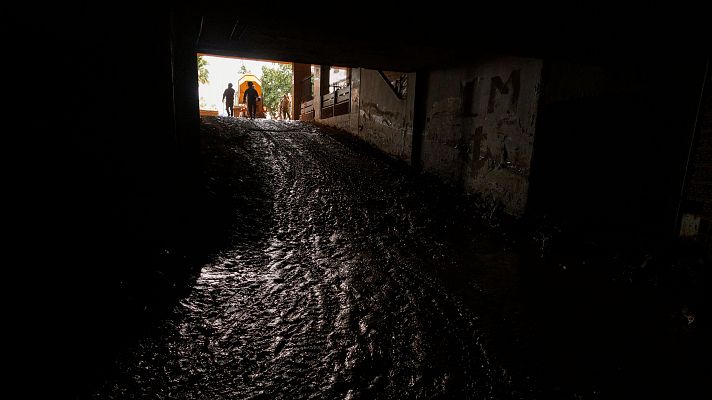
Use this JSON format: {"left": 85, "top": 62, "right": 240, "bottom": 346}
{"left": 90, "top": 118, "right": 521, "bottom": 399}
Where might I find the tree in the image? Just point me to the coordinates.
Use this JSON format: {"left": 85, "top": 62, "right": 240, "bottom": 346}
{"left": 261, "top": 63, "right": 292, "bottom": 117}
{"left": 197, "top": 55, "right": 209, "bottom": 84}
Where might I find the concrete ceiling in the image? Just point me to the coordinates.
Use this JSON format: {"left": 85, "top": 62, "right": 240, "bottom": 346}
{"left": 196, "top": 14, "right": 447, "bottom": 71}
{"left": 188, "top": 8, "right": 706, "bottom": 71}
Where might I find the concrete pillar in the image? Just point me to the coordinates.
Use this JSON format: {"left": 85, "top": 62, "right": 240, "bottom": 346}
{"left": 313, "top": 65, "right": 322, "bottom": 120}
{"left": 411, "top": 70, "right": 428, "bottom": 169}
{"left": 314, "top": 65, "right": 331, "bottom": 121}
{"left": 349, "top": 68, "right": 361, "bottom": 133}
{"left": 319, "top": 64, "right": 331, "bottom": 96}
{"left": 170, "top": 12, "right": 201, "bottom": 176}
{"left": 676, "top": 58, "right": 712, "bottom": 246}
{"left": 292, "top": 63, "right": 311, "bottom": 120}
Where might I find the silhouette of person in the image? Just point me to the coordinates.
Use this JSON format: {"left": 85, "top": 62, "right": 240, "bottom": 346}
{"left": 279, "top": 93, "right": 291, "bottom": 120}
{"left": 222, "top": 83, "right": 236, "bottom": 117}
{"left": 243, "top": 81, "right": 259, "bottom": 119}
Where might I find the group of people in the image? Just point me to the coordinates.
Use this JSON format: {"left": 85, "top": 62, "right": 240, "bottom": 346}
{"left": 222, "top": 82, "right": 291, "bottom": 120}
{"left": 222, "top": 81, "right": 259, "bottom": 119}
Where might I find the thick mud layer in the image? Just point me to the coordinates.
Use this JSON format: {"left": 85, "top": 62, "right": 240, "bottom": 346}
{"left": 84, "top": 117, "right": 708, "bottom": 399}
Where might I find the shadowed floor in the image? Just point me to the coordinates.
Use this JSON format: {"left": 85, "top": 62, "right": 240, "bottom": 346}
{"left": 81, "top": 117, "right": 709, "bottom": 399}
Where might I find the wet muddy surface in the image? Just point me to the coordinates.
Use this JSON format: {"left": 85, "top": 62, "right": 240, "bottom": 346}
{"left": 82, "top": 117, "right": 709, "bottom": 399}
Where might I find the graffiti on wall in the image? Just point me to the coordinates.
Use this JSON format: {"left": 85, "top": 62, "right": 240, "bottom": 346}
{"left": 461, "top": 69, "right": 522, "bottom": 117}
{"left": 422, "top": 60, "right": 542, "bottom": 217}
{"left": 488, "top": 69, "right": 520, "bottom": 113}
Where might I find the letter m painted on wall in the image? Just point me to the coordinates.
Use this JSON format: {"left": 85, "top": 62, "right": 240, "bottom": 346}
{"left": 488, "top": 69, "right": 521, "bottom": 113}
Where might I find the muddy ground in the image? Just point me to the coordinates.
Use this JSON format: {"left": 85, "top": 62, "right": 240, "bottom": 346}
{"left": 59, "top": 117, "right": 709, "bottom": 399}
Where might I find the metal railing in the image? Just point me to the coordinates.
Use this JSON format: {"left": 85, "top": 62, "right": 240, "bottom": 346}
{"left": 321, "top": 85, "right": 350, "bottom": 118}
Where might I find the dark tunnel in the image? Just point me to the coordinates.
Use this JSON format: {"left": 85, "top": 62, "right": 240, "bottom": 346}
{"left": 22, "top": 5, "right": 711, "bottom": 399}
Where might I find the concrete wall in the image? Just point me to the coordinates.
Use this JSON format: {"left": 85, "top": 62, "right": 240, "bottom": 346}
{"left": 356, "top": 69, "right": 416, "bottom": 163}
{"left": 420, "top": 57, "right": 544, "bottom": 216}
{"left": 317, "top": 68, "right": 416, "bottom": 164}
{"left": 42, "top": 7, "right": 204, "bottom": 396}
{"left": 679, "top": 66, "right": 712, "bottom": 249}
{"left": 314, "top": 57, "right": 543, "bottom": 217}
{"left": 528, "top": 59, "right": 707, "bottom": 241}
{"left": 292, "top": 63, "right": 312, "bottom": 120}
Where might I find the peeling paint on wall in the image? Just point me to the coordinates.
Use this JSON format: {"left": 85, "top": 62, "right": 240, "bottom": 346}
{"left": 318, "top": 68, "right": 416, "bottom": 163}
{"left": 357, "top": 70, "right": 416, "bottom": 163}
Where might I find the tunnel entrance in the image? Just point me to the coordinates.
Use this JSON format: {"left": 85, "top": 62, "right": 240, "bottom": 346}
{"left": 197, "top": 54, "right": 296, "bottom": 120}
{"left": 194, "top": 54, "right": 356, "bottom": 125}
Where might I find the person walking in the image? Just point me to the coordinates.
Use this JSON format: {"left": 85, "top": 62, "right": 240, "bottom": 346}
{"left": 243, "top": 81, "right": 259, "bottom": 119}
{"left": 222, "top": 83, "right": 236, "bottom": 117}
